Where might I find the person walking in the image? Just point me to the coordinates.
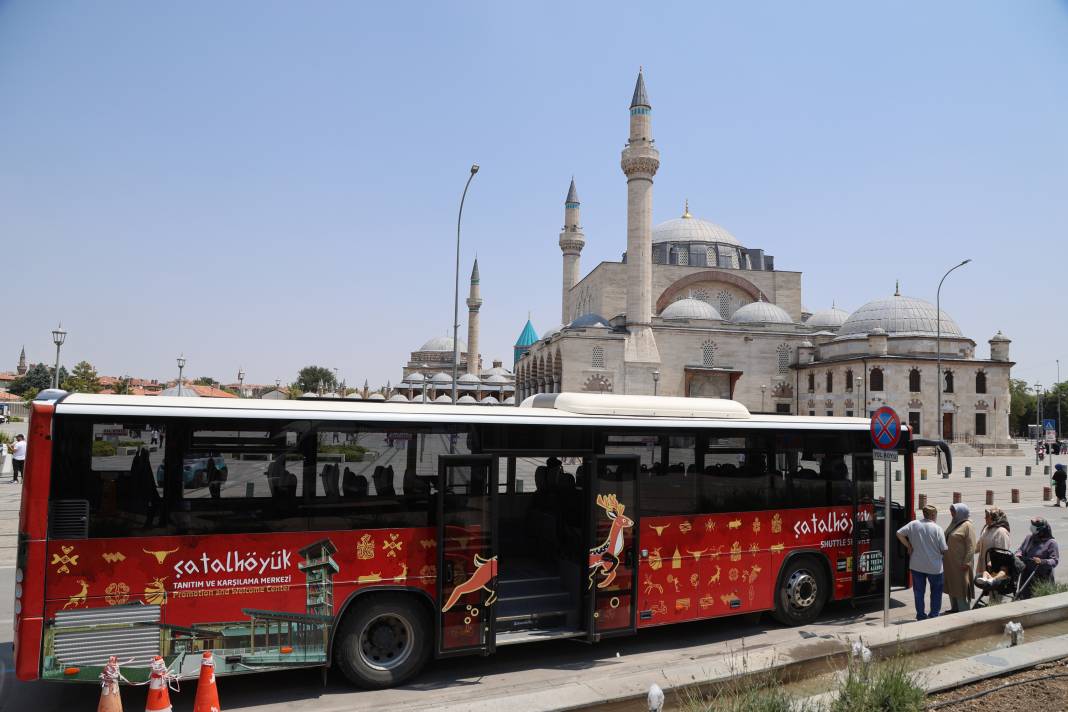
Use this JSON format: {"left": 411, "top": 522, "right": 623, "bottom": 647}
{"left": 896, "top": 504, "right": 949, "bottom": 619}
{"left": 943, "top": 503, "right": 977, "bottom": 613}
{"left": 11, "top": 434, "right": 26, "bottom": 483}
{"left": 1053, "top": 464, "right": 1067, "bottom": 507}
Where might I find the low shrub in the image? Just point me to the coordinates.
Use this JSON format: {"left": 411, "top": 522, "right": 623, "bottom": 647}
{"left": 1029, "top": 578, "right": 1068, "bottom": 597}
{"left": 91, "top": 440, "right": 117, "bottom": 457}
{"left": 829, "top": 654, "right": 924, "bottom": 712}
{"left": 319, "top": 444, "right": 368, "bottom": 461}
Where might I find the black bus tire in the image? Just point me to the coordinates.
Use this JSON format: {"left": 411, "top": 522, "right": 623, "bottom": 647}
{"left": 334, "top": 594, "right": 432, "bottom": 689}
{"left": 771, "top": 556, "right": 828, "bottom": 626}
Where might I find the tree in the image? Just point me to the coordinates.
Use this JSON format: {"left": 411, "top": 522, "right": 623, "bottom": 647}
{"left": 296, "top": 365, "right": 337, "bottom": 394}
{"left": 113, "top": 376, "right": 132, "bottom": 395}
{"left": 63, "top": 361, "right": 102, "bottom": 393}
{"left": 193, "top": 376, "right": 217, "bottom": 387}
{"left": 9, "top": 362, "right": 66, "bottom": 397}
{"left": 1009, "top": 378, "right": 1036, "bottom": 436}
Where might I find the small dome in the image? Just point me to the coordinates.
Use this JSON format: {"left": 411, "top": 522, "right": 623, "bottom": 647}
{"left": 404, "top": 372, "right": 426, "bottom": 383}
{"left": 387, "top": 394, "right": 409, "bottom": 402}
{"left": 806, "top": 306, "right": 850, "bottom": 329}
{"left": 653, "top": 209, "right": 742, "bottom": 247}
{"left": 481, "top": 395, "right": 500, "bottom": 405}
{"left": 731, "top": 301, "right": 793, "bottom": 324}
{"left": 419, "top": 335, "right": 466, "bottom": 352}
{"left": 799, "top": 340, "right": 814, "bottom": 349}
{"left": 542, "top": 325, "right": 563, "bottom": 340}
{"left": 503, "top": 396, "right": 516, "bottom": 405}
{"left": 301, "top": 392, "right": 319, "bottom": 398}
{"left": 568, "top": 313, "right": 610, "bottom": 329}
{"left": 456, "top": 394, "right": 478, "bottom": 404}
{"left": 481, "top": 365, "right": 512, "bottom": 378}
{"left": 433, "top": 394, "right": 453, "bottom": 403}
{"left": 430, "top": 372, "right": 453, "bottom": 383}
{"left": 837, "top": 293, "right": 962, "bottom": 338}
{"left": 869, "top": 327, "right": 887, "bottom": 336}
{"left": 485, "top": 374, "right": 510, "bottom": 384}
{"left": 367, "top": 392, "right": 386, "bottom": 401}
{"left": 661, "top": 298, "right": 722, "bottom": 320}
{"left": 457, "top": 373, "right": 481, "bottom": 384}
{"left": 990, "top": 330, "right": 1010, "bottom": 342}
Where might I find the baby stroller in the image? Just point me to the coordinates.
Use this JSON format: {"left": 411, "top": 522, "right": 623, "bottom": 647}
{"left": 972, "top": 548, "right": 1036, "bottom": 608}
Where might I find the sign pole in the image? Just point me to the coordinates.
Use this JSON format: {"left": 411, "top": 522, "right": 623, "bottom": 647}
{"left": 884, "top": 457, "right": 891, "bottom": 628}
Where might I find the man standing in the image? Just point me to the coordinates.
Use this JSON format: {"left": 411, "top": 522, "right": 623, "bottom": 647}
{"left": 11, "top": 433, "right": 27, "bottom": 483}
{"left": 896, "top": 504, "right": 948, "bottom": 619}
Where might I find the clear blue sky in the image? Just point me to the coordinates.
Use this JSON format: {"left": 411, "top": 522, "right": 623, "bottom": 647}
{"left": 2, "top": 1, "right": 1066, "bottom": 389}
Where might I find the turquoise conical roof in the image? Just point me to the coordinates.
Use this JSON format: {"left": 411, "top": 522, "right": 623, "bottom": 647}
{"left": 514, "top": 319, "right": 539, "bottom": 347}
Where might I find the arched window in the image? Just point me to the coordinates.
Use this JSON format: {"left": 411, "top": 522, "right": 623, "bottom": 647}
{"left": 706, "top": 246, "right": 717, "bottom": 267}
{"left": 845, "top": 369, "right": 854, "bottom": 391}
{"left": 976, "top": 371, "right": 987, "bottom": 394}
{"left": 909, "top": 368, "right": 921, "bottom": 393}
{"left": 670, "top": 246, "right": 689, "bottom": 265}
{"left": 690, "top": 288, "right": 709, "bottom": 303}
{"left": 718, "top": 291, "right": 731, "bottom": 319}
{"left": 807, "top": 373, "right": 815, "bottom": 393}
{"left": 591, "top": 346, "right": 605, "bottom": 369}
{"left": 701, "top": 340, "right": 715, "bottom": 368}
{"left": 870, "top": 367, "right": 884, "bottom": 392}
{"left": 777, "top": 344, "right": 790, "bottom": 374}
{"left": 944, "top": 370, "right": 954, "bottom": 394}
{"left": 825, "top": 372, "right": 834, "bottom": 393}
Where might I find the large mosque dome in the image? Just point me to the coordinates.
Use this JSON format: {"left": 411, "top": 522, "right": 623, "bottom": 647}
{"left": 419, "top": 335, "right": 467, "bottom": 352}
{"left": 650, "top": 202, "right": 751, "bottom": 269}
{"left": 837, "top": 292, "right": 962, "bottom": 338}
{"left": 653, "top": 213, "right": 742, "bottom": 247}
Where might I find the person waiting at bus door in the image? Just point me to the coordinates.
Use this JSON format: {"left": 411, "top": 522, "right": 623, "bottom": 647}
{"left": 11, "top": 434, "right": 26, "bottom": 483}
{"left": 1015, "top": 517, "right": 1059, "bottom": 599}
{"left": 974, "top": 507, "right": 1012, "bottom": 592}
{"left": 1053, "top": 464, "right": 1067, "bottom": 507}
{"left": 942, "top": 503, "right": 976, "bottom": 613}
{"left": 896, "top": 504, "right": 948, "bottom": 620}
{"left": 133, "top": 448, "right": 162, "bottom": 528}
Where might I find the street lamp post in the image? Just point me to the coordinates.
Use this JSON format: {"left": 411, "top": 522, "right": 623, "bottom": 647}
{"left": 176, "top": 355, "right": 186, "bottom": 397}
{"left": 1058, "top": 359, "right": 1062, "bottom": 442}
{"left": 761, "top": 384, "right": 767, "bottom": 413}
{"left": 936, "top": 259, "right": 971, "bottom": 475}
{"left": 856, "top": 377, "right": 863, "bottom": 418}
{"left": 451, "top": 164, "right": 480, "bottom": 404}
{"left": 1036, "top": 381, "right": 1043, "bottom": 464}
{"left": 238, "top": 368, "right": 245, "bottom": 398}
{"left": 652, "top": 369, "right": 660, "bottom": 396}
{"left": 51, "top": 325, "right": 67, "bottom": 389}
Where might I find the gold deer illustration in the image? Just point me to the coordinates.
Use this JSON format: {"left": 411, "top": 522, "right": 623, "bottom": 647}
{"left": 63, "top": 579, "right": 88, "bottom": 609}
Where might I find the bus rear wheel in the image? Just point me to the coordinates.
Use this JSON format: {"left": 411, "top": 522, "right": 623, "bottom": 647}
{"left": 771, "top": 556, "right": 828, "bottom": 626}
{"left": 334, "top": 594, "right": 431, "bottom": 689}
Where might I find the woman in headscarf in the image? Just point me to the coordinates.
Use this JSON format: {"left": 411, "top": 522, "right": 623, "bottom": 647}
{"left": 943, "top": 503, "right": 977, "bottom": 612}
{"left": 1016, "top": 517, "right": 1059, "bottom": 598}
{"left": 974, "top": 507, "right": 1012, "bottom": 592}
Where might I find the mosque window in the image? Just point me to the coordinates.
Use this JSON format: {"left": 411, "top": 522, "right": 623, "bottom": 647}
{"left": 591, "top": 346, "right": 605, "bottom": 369}
{"left": 706, "top": 246, "right": 717, "bottom": 266}
{"left": 975, "top": 413, "right": 987, "bottom": 436}
{"left": 777, "top": 344, "right": 790, "bottom": 374}
{"left": 825, "top": 372, "right": 833, "bottom": 393}
{"left": 870, "top": 368, "right": 884, "bottom": 392}
{"left": 671, "top": 246, "right": 689, "bottom": 265}
{"left": 701, "top": 340, "right": 715, "bottom": 368}
{"left": 845, "top": 369, "right": 854, "bottom": 391}
{"left": 975, "top": 371, "right": 987, "bottom": 394}
{"left": 943, "top": 371, "right": 954, "bottom": 394}
{"left": 690, "top": 288, "right": 709, "bottom": 303}
{"left": 909, "top": 368, "right": 922, "bottom": 393}
{"left": 807, "top": 373, "right": 815, "bottom": 393}
{"left": 718, "top": 291, "right": 731, "bottom": 319}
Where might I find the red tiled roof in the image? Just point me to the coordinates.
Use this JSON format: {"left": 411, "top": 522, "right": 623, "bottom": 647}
{"left": 0, "top": 392, "right": 24, "bottom": 402}
{"left": 190, "top": 385, "right": 238, "bottom": 398}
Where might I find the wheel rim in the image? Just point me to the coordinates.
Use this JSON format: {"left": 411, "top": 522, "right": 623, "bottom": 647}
{"left": 785, "top": 568, "right": 819, "bottom": 611}
{"left": 359, "top": 613, "right": 414, "bottom": 671}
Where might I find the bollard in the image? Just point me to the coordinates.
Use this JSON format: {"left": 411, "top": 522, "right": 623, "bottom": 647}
{"left": 920, "top": 468, "right": 927, "bottom": 481}
{"left": 1026, "top": 466, "right": 1032, "bottom": 477}
{"left": 986, "top": 490, "right": 994, "bottom": 505}
{"left": 986, "top": 466, "right": 993, "bottom": 478}
{"left": 1044, "top": 486, "right": 1052, "bottom": 502}
{"left": 1012, "top": 488, "right": 1020, "bottom": 503}
{"left": 953, "top": 491, "right": 961, "bottom": 504}
{"left": 918, "top": 494, "right": 927, "bottom": 509}
{"left": 965, "top": 466, "right": 972, "bottom": 478}
{"left": 1007, "top": 465, "right": 1013, "bottom": 477}
{"left": 894, "top": 470, "right": 901, "bottom": 482}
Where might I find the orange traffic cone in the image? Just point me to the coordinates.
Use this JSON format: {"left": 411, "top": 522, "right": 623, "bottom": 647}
{"left": 192, "top": 651, "right": 220, "bottom": 712}
{"left": 97, "top": 656, "right": 123, "bottom": 712}
{"left": 144, "top": 656, "right": 172, "bottom": 712}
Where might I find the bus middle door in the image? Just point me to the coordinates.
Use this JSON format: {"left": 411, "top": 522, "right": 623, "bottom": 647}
{"left": 586, "top": 455, "right": 639, "bottom": 641}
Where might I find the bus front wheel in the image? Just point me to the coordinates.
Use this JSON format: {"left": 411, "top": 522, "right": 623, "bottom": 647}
{"left": 334, "top": 594, "right": 431, "bottom": 689}
{"left": 771, "top": 556, "right": 828, "bottom": 626}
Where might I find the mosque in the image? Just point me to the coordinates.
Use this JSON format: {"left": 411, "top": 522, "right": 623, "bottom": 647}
{"left": 514, "top": 70, "right": 1015, "bottom": 451}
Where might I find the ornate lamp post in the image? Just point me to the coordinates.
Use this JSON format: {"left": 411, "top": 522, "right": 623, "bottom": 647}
{"left": 760, "top": 384, "right": 767, "bottom": 413}
{"left": 451, "top": 164, "right": 480, "bottom": 403}
{"left": 238, "top": 367, "right": 245, "bottom": 397}
{"left": 51, "top": 324, "right": 67, "bottom": 389}
{"left": 176, "top": 355, "right": 186, "bottom": 397}
{"left": 936, "top": 259, "right": 970, "bottom": 476}
{"left": 652, "top": 369, "right": 660, "bottom": 396}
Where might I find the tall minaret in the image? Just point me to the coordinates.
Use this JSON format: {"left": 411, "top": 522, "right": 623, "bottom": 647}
{"left": 559, "top": 178, "right": 586, "bottom": 324}
{"left": 17, "top": 346, "right": 27, "bottom": 375}
{"left": 620, "top": 69, "right": 661, "bottom": 382}
{"left": 466, "top": 259, "right": 482, "bottom": 375}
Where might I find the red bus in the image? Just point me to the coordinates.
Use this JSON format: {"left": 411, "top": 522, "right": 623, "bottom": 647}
{"left": 15, "top": 391, "right": 921, "bottom": 689}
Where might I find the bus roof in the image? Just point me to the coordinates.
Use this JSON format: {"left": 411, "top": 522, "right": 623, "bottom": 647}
{"left": 50, "top": 392, "right": 875, "bottom": 432}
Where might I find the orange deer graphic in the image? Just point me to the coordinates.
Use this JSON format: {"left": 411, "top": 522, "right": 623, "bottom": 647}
{"left": 588, "top": 494, "right": 634, "bottom": 589}
{"left": 441, "top": 554, "right": 498, "bottom": 613}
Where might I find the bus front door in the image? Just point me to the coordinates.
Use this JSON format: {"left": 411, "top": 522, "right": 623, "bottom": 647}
{"left": 586, "top": 455, "right": 640, "bottom": 641}
{"left": 437, "top": 455, "right": 499, "bottom": 656}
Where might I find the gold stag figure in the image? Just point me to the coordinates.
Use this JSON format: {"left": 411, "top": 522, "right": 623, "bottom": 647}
{"left": 588, "top": 494, "right": 634, "bottom": 589}
{"left": 63, "top": 579, "right": 89, "bottom": 609}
